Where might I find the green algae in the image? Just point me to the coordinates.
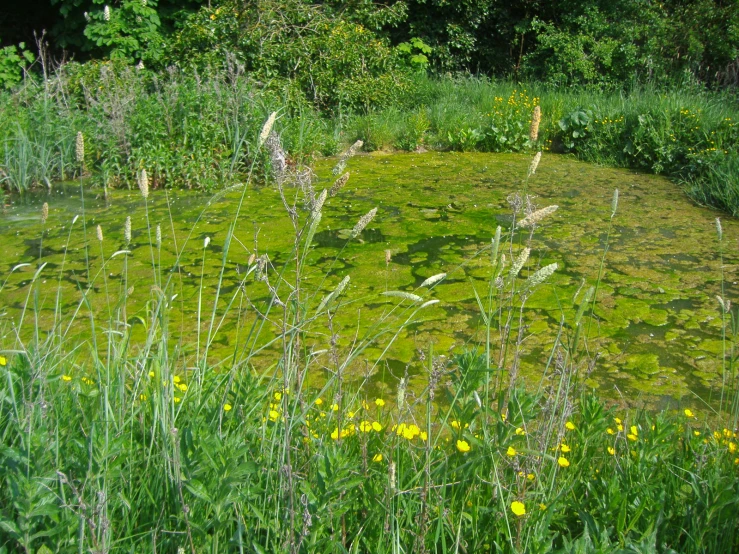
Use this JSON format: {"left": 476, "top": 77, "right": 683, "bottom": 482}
{"left": 1, "top": 151, "right": 738, "bottom": 408}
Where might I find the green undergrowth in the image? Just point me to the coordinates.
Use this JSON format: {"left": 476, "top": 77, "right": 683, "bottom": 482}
{"left": 1, "top": 119, "right": 739, "bottom": 553}
{"left": 2, "top": 68, "right": 739, "bottom": 214}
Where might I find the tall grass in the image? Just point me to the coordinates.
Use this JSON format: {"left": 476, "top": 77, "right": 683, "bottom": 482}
{"left": 1, "top": 120, "right": 738, "bottom": 553}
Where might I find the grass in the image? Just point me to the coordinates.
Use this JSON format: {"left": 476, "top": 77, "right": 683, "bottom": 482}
{"left": 2, "top": 65, "right": 739, "bottom": 214}
{"left": 1, "top": 117, "right": 738, "bottom": 553}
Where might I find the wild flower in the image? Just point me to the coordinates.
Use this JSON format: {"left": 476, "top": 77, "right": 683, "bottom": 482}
{"left": 557, "top": 457, "right": 570, "bottom": 467}
{"left": 268, "top": 410, "right": 280, "bottom": 422}
{"left": 608, "top": 446, "right": 615, "bottom": 455}
{"left": 223, "top": 404, "right": 232, "bottom": 412}
{"left": 0, "top": 356, "right": 6, "bottom": 366}
{"left": 515, "top": 427, "right": 525, "bottom": 435}
{"left": 565, "top": 421, "right": 576, "bottom": 430}
{"left": 372, "top": 421, "right": 382, "bottom": 432}
{"left": 103, "top": 5, "right": 111, "bottom": 21}
{"left": 373, "top": 453, "right": 383, "bottom": 462}
{"left": 375, "top": 398, "right": 385, "bottom": 407}
{"left": 315, "top": 398, "right": 323, "bottom": 406}
{"left": 456, "top": 440, "right": 471, "bottom": 453}
{"left": 684, "top": 408, "right": 695, "bottom": 418}
{"left": 62, "top": 375, "right": 72, "bottom": 382}
{"left": 507, "top": 446, "right": 517, "bottom": 456}
{"left": 560, "top": 444, "right": 571, "bottom": 453}
{"left": 511, "top": 501, "right": 526, "bottom": 517}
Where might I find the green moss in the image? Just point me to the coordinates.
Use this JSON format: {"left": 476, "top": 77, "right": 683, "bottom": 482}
{"left": 1, "top": 152, "right": 737, "bottom": 404}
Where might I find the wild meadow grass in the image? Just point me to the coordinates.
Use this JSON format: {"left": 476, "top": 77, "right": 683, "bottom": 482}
{"left": 1, "top": 114, "right": 738, "bottom": 553}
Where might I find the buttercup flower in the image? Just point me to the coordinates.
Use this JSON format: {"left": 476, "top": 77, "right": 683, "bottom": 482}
{"left": 557, "top": 457, "right": 570, "bottom": 467}
{"left": 223, "top": 403, "right": 232, "bottom": 412}
{"left": 511, "top": 501, "right": 526, "bottom": 517}
{"left": 456, "top": 440, "right": 471, "bottom": 453}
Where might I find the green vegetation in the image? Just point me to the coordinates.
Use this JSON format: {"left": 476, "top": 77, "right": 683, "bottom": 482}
{"left": 1, "top": 126, "right": 738, "bottom": 552}
{"left": 2, "top": 0, "right": 739, "bottom": 551}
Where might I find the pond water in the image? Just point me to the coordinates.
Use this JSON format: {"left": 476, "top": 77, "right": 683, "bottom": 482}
{"left": 1, "top": 151, "right": 737, "bottom": 409}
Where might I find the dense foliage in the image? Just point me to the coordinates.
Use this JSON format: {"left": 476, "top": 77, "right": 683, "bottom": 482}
{"left": 2, "top": 0, "right": 739, "bottom": 91}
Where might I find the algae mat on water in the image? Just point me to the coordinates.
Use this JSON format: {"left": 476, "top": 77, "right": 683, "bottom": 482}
{"left": 0, "top": 152, "right": 736, "bottom": 408}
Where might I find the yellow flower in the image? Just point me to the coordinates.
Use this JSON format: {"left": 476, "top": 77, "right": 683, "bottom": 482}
{"left": 693, "top": 430, "right": 701, "bottom": 436}
{"left": 375, "top": 398, "right": 385, "bottom": 407}
{"left": 451, "top": 420, "right": 462, "bottom": 430}
{"left": 617, "top": 424, "right": 624, "bottom": 432}
{"left": 729, "top": 442, "right": 737, "bottom": 453}
{"left": 565, "top": 421, "right": 576, "bottom": 431}
{"left": 274, "top": 391, "right": 282, "bottom": 401}
{"left": 527, "top": 473, "right": 535, "bottom": 481}
{"left": 557, "top": 457, "right": 570, "bottom": 467}
{"left": 627, "top": 434, "right": 638, "bottom": 442}
{"left": 420, "top": 431, "right": 428, "bottom": 441}
{"left": 331, "top": 403, "right": 339, "bottom": 412}
{"left": 148, "top": 371, "right": 155, "bottom": 378}
{"left": 359, "top": 421, "right": 373, "bottom": 433}
{"left": 331, "top": 428, "right": 340, "bottom": 440}
{"left": 607, "top": 428, "right": 615, "bottom": 435}
{"left": 139, "top": 394, "right": 147, "bottom": 401}
{"left": 223, "top": 403, "right": 232, "bottom": 412}
{"left": 174, "top": 396, "right": 181, "bottom": 404}
{"left": 315, "top": 398, "right": 323, "bottom": 406}
{"left": 173, "top": 375, "right": 181, "bottom": 384}
{"left": 539, "top": 503, "right": 547, "bottom": 511}
{"left": 515, "top": 427, "right": 525, "bottom": 435}
{"left": 614, "top": 417, "right": 622, "bottom": 425}
{"left": 372, "top": 421, "right": 383, "bottom": 432}
{"left": 348, "top": 411, "right": 355, "bottom": 419}
{"left": 209, "top": 13, "right": 216, "bottom": 20}
{"left": 630, "top": 425, "right": 638, "bottom": 436}
{"left": 456, "top": 440, "right": 471, "bottom": 453}
{"left": 373, "top": 453, "right": 383, "bottom": 462}
{"left": 268, "top": 409, "right": 280, "bottom": 422}
{"left": 178, "top": 383, "right": 188, "bottom": 392}
{"left": 62, "top": 375, "right": 72, "bottom": 382}
{"left": 608, "top": 446, "right": 615, "bottom": 455}
{"left": 506, "top": 446, "right": 517, "bottom": 457}
{"left": 0, "top": 355, "right": 6, "bottom": 366}
{"left": 561, "top": 444, "right": 571, "bottom": 453}
{"left": 510, "top": 501, "right": 526, "bottom": 516}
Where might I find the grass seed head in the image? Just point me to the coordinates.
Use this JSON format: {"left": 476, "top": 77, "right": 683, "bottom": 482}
{"left": 75, "top": 132, "right": 84, "bottom": 163}
{"left": 124, "top": 216, "right": 131, "bottom": 244}
{"left": 138, "top": 169, "right": 149, "bottom": 199}
{"left": 330, "top": 172, "right": 350, "bottom": 196}
{"left": 351, "top": 207, "right": 377, "bottom": 238}
{"left": 529, "top": 106, "right": 541, "bottom": 142}
{"left": 41, "top": 202, "right": 49, "bottom": 224}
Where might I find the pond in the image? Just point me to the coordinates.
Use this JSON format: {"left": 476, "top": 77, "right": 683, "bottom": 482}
{"left": 1, "top": 151, "right": 737, "bottom": 409}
